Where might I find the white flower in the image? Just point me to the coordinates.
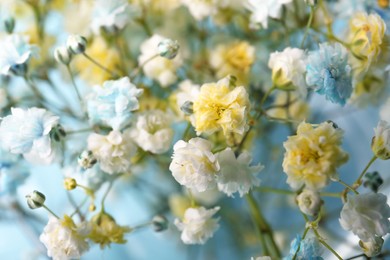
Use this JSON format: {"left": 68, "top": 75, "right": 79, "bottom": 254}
{"left": 268, "top": 47, "right": 307, "bottom": 96}
{"left": 138, "top": 34, "right": 182, "bottom": 87}
{"left": 296, "top": 189, "right": 322, "bottom": 216}
{"left": 371, "top": 120, "right": 390, "bottom": 160}
{"left": 174, "top": 206, "right": 220, "bottom": 244}
{"left": 340, "top": 193, "right": 390, "bottom": 242}
{"left": 88, "top": 130, "right": 137, "bottom": 174}
{"left": 169, "top": 138, "right": 220, "bottom": 192}
{"left": 0, "top": 34, "right": 37, "bottom": 75}
{"left": 181, "top": 0, "right": 220, "bottom": 20}
{"left": 0, "top": 107, "right": 60, "bottom": 164}
{"left": 87, "top": 77, "right": 143, "bottom": 130}
{"left": 216, "top": 148, "right": 263, "bottom": 197}
{"left": 40, "top": 216, "right": 90, "bottom": 260}
{"left": 190, "top": 188, "right": 222, "bottom": 206}
{"left": 130, "top": 110, "right": 173, "bottom": 154}
{"left": 245, "top": 0, "right": 292, "bottom": 29}
{"left": 91, "top": 0, "right": 133, "bottom": 34}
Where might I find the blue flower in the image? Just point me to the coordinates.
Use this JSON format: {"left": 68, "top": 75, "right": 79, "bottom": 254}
{"left": 284, "top": 235, "right": 324, "bottom": 260}
{"left": 306, "top": 43, "right": 352, "bottom": 105}
{"left": 87, "top": 77, "right": 143, "bottom": 130}
{"left": 0, "top": 107, "right": 60, "bottom": 164}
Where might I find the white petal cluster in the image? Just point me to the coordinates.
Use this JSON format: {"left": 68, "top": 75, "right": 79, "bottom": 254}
{"left": 245, "top": 0, "right": 292, "bottom": 29}
{"left": 130, "top": 110, "right": 173, "bottom": 154}
{"left": 296, "top": 189, "right": 322, "bottom": 216}
{"left": 88, "top": 130, "right": 137, "bottom": 174}
{"left": 138, "top": 34, "right": 182, "bottom": 87}
{"left": 169, "top": 138, "right": 220, "bottom": 192}
{"left": 340, "top": 193, "right": 390, "bottom": 242}
{"left": 371, "top": 120, "right": 390, "bottom": 160}
{"left": 174, "top": 206, "right": 220, "bottom": 244}
{"left": 216, "top": 148, "right": 263, "bottom": 197}
{"left": 40, "top": 217, "right": 90, "bottom": 260}
{"left": 0, "top": 107, "right": 59, "bottom": 164}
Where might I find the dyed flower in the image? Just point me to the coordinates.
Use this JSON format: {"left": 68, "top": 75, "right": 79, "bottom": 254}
{"left": 371, "top": 120, "right": 390, "bottom": 160}
{"left": 40, "top": 215, "right": 90, "bottom": 260}
{"left": 282, "top": 121, "right": 348, "bottom": 190}
{"left": 87, "top": 77, "right": 143, "bottom": 130}
{"left": 216, "top": 148, "right": 263, "bottom": 197}
{"left": 245, "top": 0, "right": 292, "bottom": 29}
{"left": 0, "top": 107, "right": 60, "bottom": 164}
{"left": 0, "top": 34, "right": 37, "bottom": 76}
{"left": 284, "top": 235, "right": 324, "bottom": 260}
{"left": 91, "top": 0, "right": 132, "bottom": 34}
{"left": 210, "top": 41, "right": 255, "bottom": 85}
{"left": 306, "top": 43, "right": 352, "bottom": 105}
{"left": 340, "top": 193, "right": 390, "bottom": 242}
{"left": 169, "top": 138, "right": 220, "bottom": 192}
{"left": 130, "top": 109, "right": 173, "bottom": 154}
{"left": 88, "top": 130, "right": 137, "bottom": 174}
{"left": 267, "top": 91, "right": 309, "bottom": 121}
{"left": 192, "top": 76, "right": 250, "bottom": 137}
{"left": 174, "top": 206, "right": 220, "bottom": 244}
{"left": 138, "top": 34, "right": 182, "bottom": 87}
{"left": 268, "top": 47, "right": 307, "bottom": 95}
{"left": 296, "top": 189, "right": 322, "bottom": 216}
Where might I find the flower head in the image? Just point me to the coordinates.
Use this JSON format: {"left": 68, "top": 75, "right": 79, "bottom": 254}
{"left": 245, "top": 0, "right": 292, "bottom": 29}
{"left": 284, "top": 235, "right": 324, "bottom": 260}
{"left": 87, "top": 77, "right": 143, "bottom": 130}
{"left": 174, "top": 206, "right": 220, "bottom": 244}
{"left": 372, "top": 120, "right": 390, "bottom": 160}
{"left": 282, "top": 121, "right": 348, "bottom": 190}
{"left": 296, "top": 189, "right": 322, "bottom": 216}
{"left": 340, "top": 192, "right": 390, "bottom": 242}
{"left": 169, "top": 138, "right": 220, "bottom": 192}
{"left": 91, "top": 0, "right": 132, "bottom": 34}
{"left": 306, "top": 43, "right": 352, "bottom": 105}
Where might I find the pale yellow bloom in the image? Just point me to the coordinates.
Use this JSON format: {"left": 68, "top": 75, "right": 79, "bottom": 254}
{"left": 210, "top": 41, "right": 255, "bottom": 85}
{"left": 193, "top": 76, "right": 250, "bottom": 137}
{"left": 349, "top": 12, "right": 386, "bottom": 74}
{"left": 283, "top": 121, "right": 348, "bottom": 190}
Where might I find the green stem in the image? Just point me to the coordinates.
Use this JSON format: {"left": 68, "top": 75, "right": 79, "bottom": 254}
{"left": 355, "top": 155, "right": 377, "bottom": 187}
{"left": 255, "top": 187, "right": 295, "bottom": 195}
{"left": 182, "top": 122, "right": 192, "bottom": 141}
{"left": 70, "top": 196, "right": 88, "bottom": 218}
{"left": 313, "top": 229, "right": 343, "bottom": 260}
{"left": 66, "top": 128, "right": 93, "bottom": 135}
{"left": 132, "top": 221, "right": 153, "bottom": 231}
{"left": 100, "top": 181, "right": 114, "bottom": 212}
{"left": 82, "top": 53, "right": 118, "bottom": 77}
{"left": 42, "top": 204, "right": 60, "bottom": 219}
{"left": 300, "top": 6, "right": 315, "bottom": 48}
{"left": 292, "top": 227, "right": 310, "bottom": 260}
{"left": 66, "top": 65, "right": 82, "bottom": 103}
{"left": 130, "top": 54, "right": 159, "bottom": 79}
{"left": 338, "top": 179, "right": 358, "bottom": 194}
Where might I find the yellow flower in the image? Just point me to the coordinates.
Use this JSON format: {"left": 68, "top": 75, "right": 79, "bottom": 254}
{"left": 283, "top": 121, "right": 348, "bottom": 190}
{"left": 74, "top": 37, "right": 120, "bottom": 85}
{"left": 210, "top": 41, "right": 255, "bottom": 85}
{"left": 267, "top": 91, "right": 309, "bottom": 121}
{"left": 193, "top": 76, "right": 250, "bottom": 137}
{"left": 349, "top": 12, "right": 386, "bottom": 74}
{"left": 88, "top": 212, "right": 131, "bottom": 249}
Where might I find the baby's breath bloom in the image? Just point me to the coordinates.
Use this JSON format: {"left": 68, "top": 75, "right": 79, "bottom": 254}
{"left": 88, "top": 130, "right": 137, "bottom": 174}
{"left": 87, "top": 77, "right": 143, "bottom": 130}
{"left": 210, "top": 41, "right": 255, "bottom": 85}
{"left": 282, "top": 121, "right": 348, "bottom": 190}
{"left": 371, "top": 120, "right": 390, "bottom": 160}
{"left": 174, "top": 206, "right": 220, "bottom": 244}
{"left": 130, "top": 110, "right": 173, "bottom": 154}
{"left": 40, "top": 215, "right": 90, "bottom": 260}
{"left": 340, "top": 193, "right": 390, "bottom": 242}
{"left": 296, "top": 189, "right": 322, "bottom": 216}
{"left": 284, "top": 235, "right": 324, "bottom": 260}
{"left": 91, "top": 0, "right": 132, "bottom": 34}
{"left": 169, "top": 138, "right": 220, "bottom": 192}
{"left": 216, "top": 148, "right": 263, "bottom": 197}
{"left": 192, "top": 76, "right": 250, "bottom": 137}
{"left": 306, "top": 43, "right": 352, "bottom": 105}
{"left": 0, "top": 107, "right": 60, "bottom": 164}
{"left": 245, "top": 0, "right": 293, "bottom": 29}
{"left": 359, "top": 236, "right": 384, "bottom": 257}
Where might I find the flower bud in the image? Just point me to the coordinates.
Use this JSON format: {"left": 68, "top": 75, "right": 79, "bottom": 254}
{"left": 152, "top": 215, "right": 168, "bottom": 232}
{"left": 64, "top": 178, "right": 77, "bottom": 190}
{"left": 363, "top": 171, "right": 383, "bottom": 193}
{"left": 89, "top": 203, "right": 96, "bottom": 212}
{"left": 9, "top": 63, "right": 27, "bottom": 76}
{"left": 50, "top": 124, "right": 66, "bottom": 142}
{"left": 180, "top": 101, "right": 193, "bottom": 115}
{"left": 66, "top": 35, "right": 87, "bottom": 55}
{"left": 78, "top": 150, "right": 97, "bottom": 169}
{"left": 26, "top": 190, "right": 46, "bottom": 209}
{"left": 296, "top": 189, "right": 322, "bottom": 216}
{"left": 4, "top": 17, "right": 15, "bottom": 34}
{"left": 371, "top": 120, "right": 390, "bottom": 160}
{"left": 54, "top": 46, "right": 72, "bottom": 65}
{"left": 158, "top": 39, "right": 180, "bottom": 59}
{"left": 359, "top": 236, "right": 384, "bottom": 257}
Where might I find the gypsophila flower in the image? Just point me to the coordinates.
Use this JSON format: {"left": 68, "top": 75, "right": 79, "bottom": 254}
{"left": 0, "top": 107, "right": 60, "bottom": 164}
{"left": 91, "top": 0, "right": 132, "bottom": 34}
{"left": 306, "top": 43, "right": 352, "bottom": 105}
{"left": 40, "top": 215, "right": 90, "bottom": 260}
{"left": 169, "top": 138, "right": 220, "bottom": 192}
{"left": 340, "top": 192, "right": 390, "bottom": 242}
{"left": 87, "top": 77, "right": 143, "bottom": 130}
{"left": 296, "top": 190, "right": 322, "bottom": 216}
{"left": 130, "top": 109, "right": 173, "bottom": 154}
{"left": 174, "top": 206, "right": 220, "bottom": 244}
{"left": 88, "top": 130, "right": 137, "bottom": 174}
{"left": 372, "top": 120, "right": 390, "bottom": 160}
{"left": 216, "top": 148, "right": 263, "bottom": 197}
{"left": 245, "top": 0, "right": 293, "bottom": 29}
{"left": 283, "top": 121, "right": 348, "bottom": 190}
{"left": 284, "top": 235, "right": 324, "bottom": 260}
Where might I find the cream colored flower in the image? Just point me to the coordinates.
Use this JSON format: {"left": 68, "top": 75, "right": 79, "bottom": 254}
{"left": 371, "top": 120, "right": 390, "bottom": 160}
{"left": 282, "top": 121, "right": 348, "bottom": 190}
{"left": 296, "top": 189, "right": 322, "bottom": 216}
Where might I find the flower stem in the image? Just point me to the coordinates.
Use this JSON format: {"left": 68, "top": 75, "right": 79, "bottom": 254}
{"left": 101, "top": 181, "right": 114, "bottom": 212}
{"left": 312, "top": 229, "right": 343, "bottom": 260}
{"left": 130, "top": 54, "right": 159, "bottom": 79}
{"left": 42, "top": 204, "right": 60, "bottom": 219}
{"left": 355, "top": 155, "right": 377, "bottom": 187}
{"left": 82, "top": 53, "right": 118, "bottom": 77}
{"left": 338, "top": 179, "right": 358, "bottom": 194}
{"left": 300, "top": 6, "right": 315, "bottom": 48}
{"left": 66, "top": 65, "right": 82, "bottom": 103}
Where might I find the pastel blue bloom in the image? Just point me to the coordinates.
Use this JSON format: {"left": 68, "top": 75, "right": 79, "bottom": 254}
{"left": 306, "top": 43, "right": 352, "bottom": 105}
{"left": 284, "top": 235, "right": 324, "bottom": 260}
{"left": 0, "top": 107, "right": 60, "bottom": 164}
{"left": 87, "top": 77, "right": 143, "bottom": 130}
